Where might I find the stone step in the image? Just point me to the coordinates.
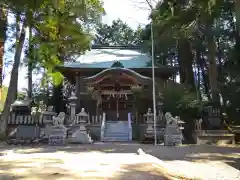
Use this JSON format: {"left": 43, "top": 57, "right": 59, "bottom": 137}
{"left": 103, "top": 137, "right": 130, "bottom": 142}
{"left": 104, "top": 133, "right": 129, "bottom": 137}
{"left": 106, "top": 121, "right": 128, "bottom": 123}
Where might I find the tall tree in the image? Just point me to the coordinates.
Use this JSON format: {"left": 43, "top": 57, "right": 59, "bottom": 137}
{"left": 0, "top": 0, "right": 104, "bottom": 137}
{"left": 95, "top": 19, "right": 143, "bottom": 46}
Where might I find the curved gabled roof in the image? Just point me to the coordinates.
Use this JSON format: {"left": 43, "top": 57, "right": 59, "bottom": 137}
{"left": 84, "top": 67, "right": 151, "bottom": 85}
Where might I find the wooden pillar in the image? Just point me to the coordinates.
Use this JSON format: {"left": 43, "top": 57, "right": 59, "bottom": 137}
{"left": 78, "top": 76, "right": 85, "bottom": 111}
{"left": 75, "top": 73, "right": 80, "bottom": 111}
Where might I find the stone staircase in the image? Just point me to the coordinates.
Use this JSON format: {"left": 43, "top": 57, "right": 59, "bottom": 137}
{"left": 102, "top": 121, "right": 131, "bottom": 141}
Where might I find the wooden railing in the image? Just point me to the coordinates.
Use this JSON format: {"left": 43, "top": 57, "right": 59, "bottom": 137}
{"left": 7, "top": 113, "right": 46, "bottom": 125}
{"left": 88, "top": 114, "right": 102, "bottom": 124}
{"left": 131, "top": 114, "right": 164, "bottom": 125}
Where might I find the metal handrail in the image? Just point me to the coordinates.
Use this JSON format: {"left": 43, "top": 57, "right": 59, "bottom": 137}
{"left": 100, "top": 112, "right": 106, "bottom": 141}
{"left": 128, "top": 112, "right": 132, "bottom": 141}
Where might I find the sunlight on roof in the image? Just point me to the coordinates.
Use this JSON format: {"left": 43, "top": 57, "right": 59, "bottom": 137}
{"left": 63, "top": 48, "right": 151, "bottom": 68}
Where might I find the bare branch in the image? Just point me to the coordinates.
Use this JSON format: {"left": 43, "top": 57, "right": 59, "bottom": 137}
{"left": 145, "top": 0, "right": 153, "bottom": 9}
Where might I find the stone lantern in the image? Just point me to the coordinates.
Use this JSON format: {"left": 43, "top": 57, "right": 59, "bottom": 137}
{"left": 142, "top": 108, "right": 154, "bottom": 143}
{"left": 68, "top": 91, "right": 78, "bottom": 124}
{"left": 71, "top": 108, "right": 93, "bottom": 144}
{"left": 76, "top": 108, "right": 89, "bottom": 133}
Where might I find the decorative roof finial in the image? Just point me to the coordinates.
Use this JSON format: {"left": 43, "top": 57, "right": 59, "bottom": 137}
{"left": 111, "top": 61, "right": 124, "bottom": 68}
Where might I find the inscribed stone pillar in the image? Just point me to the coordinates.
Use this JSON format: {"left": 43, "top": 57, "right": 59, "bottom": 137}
{"left": 157, "top": 92, "right": 164, "bottom": 122}
{"left": 68, "top": 92, "right": 78, "bottom": 124}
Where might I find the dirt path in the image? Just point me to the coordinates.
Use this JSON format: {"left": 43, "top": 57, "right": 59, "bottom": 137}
{"left": 0, "top": 143, "right": 239, "bottom": 180}
{"left": 0, "top": 150, "right": 169, "bottom": 179}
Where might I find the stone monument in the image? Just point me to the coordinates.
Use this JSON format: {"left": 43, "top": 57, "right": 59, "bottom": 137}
{"left": 203, "top": 106, "right": 221, "bottom": 129}
{"left": 48, "top": 112, "right": 67, "bottom": 145}
{"left": 164, "top": 112, "right": 184, "bottom": 146}
{"left": 70, "top": 108, "right": 93, "bottom": 144}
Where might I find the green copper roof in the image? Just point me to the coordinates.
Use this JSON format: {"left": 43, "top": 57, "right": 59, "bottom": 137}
{"left": 64, "top": 48, "right": 151, "bottom": 68}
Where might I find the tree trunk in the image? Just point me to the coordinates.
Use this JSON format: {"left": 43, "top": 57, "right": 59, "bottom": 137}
{"left": 196, "top": 48, "right": 201, "bottom": 100}
{"left": 0, "top": 19, "right": 27, "bottom": 138}
{"left": 12, "top": 12, "right": 21, "bottom": 100}
{"left": 0, "top": 6, "right": 7, "bottom": 88}
{"left": 234, "top": 0, "right": 240, "bottom": 66}
{"left": 235, "top": 0, "right": 240, "bottom": 38}
{"left": 206, "top": 21, "right": 219, "bottom": 105}
{"left": 177, "top": 38, "right": 195, "bottom": 89}
{"left": 28, "top": 20, "right": 33, "bottom": 100}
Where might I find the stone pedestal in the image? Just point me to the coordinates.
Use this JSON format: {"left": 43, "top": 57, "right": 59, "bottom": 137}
{"left": 164, "top": 113, "right": 184, "bottom": 146}
{"left": 164, "top": 124, "right": 183, "bottom": 146}
{"left": 48, "top": 112, "right": 67, "bottom": 145}
{"left": 48, "top": 126, "right": 67, "bottom": 145}
{"left": 41, "top": 108, "right": 57, "bottom": 141}
{"left": 70, "top": 108, "right": 93, "bottom": 144}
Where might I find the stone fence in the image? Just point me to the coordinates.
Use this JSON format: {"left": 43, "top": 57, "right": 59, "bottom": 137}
{"left": 5, "top": 112, "right": 164, "bottom": 126}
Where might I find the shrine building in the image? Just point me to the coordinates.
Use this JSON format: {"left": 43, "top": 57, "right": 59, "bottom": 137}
{"left": 58, "top": 45, "right": 176, "bottom": 141}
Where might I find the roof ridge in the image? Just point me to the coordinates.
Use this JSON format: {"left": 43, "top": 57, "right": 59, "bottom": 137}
{"left": 91, "top": 44, "right": 142, "bottom": 50}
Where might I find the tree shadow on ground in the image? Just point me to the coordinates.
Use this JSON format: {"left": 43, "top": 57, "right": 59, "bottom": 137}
{"left": 0, "top": 143, "right": 239, "bottom": 179}
{"left": 0, "top": 153, "right": 191, "bottom": 180}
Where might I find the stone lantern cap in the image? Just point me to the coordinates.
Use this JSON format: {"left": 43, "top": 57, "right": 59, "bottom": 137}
{"left": 68, "top": 91, "right": 78, "bottom": 101}
{"left": 77, "top": 108, "right": 88, "bottom": 117}
{"left": 11, "top": 99, "right": 31, "bottom": 107}
{"left": 144, "top": 108, "right": 153, "bottom": 116}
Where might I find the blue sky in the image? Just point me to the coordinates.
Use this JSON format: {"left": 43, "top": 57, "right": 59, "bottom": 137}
{"left": 3, "top": 0, "right": 154, "bottom": 90}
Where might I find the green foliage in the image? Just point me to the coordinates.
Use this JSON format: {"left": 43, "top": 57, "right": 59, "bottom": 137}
{"left": 0, "top": 87, "right": 28, "bottom": 111}
{"left": 139, "top": 0, "right": 240, "bottom": 124}
{"left": 162, "top": 85, "right": 204, "bottom": 120}
{"left": 31, "top": 1, "right": 101, "bottom": 84}
{"left": 10, "top": 0, "right": 105, "bottom": 86}
{"left": 95, "top": 19, "right": 143, "bottom": 45}
{"left": 0, "top": 86, "right": 7, "bottom": 111}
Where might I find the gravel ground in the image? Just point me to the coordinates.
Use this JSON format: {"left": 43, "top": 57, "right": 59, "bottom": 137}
{"left": 0, "top": 143, "right": 239, "bottom": 180}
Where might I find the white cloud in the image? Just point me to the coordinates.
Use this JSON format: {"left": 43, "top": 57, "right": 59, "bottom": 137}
{"left": 102, "top": 0, "right": 151, "bottom": 29}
